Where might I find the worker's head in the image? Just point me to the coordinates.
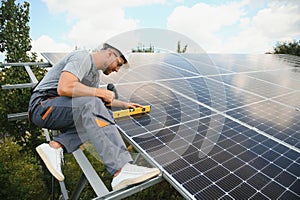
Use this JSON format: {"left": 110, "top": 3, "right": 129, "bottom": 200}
{"left": 101, "top": 43, "right": 127, "bottom": 65}
{"left": 98, "top": 43, "right": 128, "bottom": 75}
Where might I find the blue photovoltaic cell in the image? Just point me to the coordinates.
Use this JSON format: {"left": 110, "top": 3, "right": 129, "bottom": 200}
{"left": 247, "top": 70, "right": 300, "bottom": 90}
{"left": 210, "top": 74, "right": 293, "bottom": 99}
{"left": 227, "top": 100, "right": 300, "bottom": 148}
{"left": 104, "top": 53, "right": 300, "bottom": 199}
{"left": 162, "top": 78, "right": 265, "bottom": 111}
{"left": 272, "top": 91, "right": 300, "bottom": 108}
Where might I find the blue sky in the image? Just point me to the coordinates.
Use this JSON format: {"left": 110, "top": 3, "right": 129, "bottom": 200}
{"left": 1, "top": 0, "right": 300, "bottom": 61}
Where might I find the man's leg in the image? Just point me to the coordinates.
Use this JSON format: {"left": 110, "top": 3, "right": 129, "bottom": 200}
{"left": 70, "top": 96, "right": 133, "bottom": 175}
{"left": 31, "top": 96, "right": 77, "bottom": 181}
{"left": 31, "top": 96, "right": 132, "bottom": 174}
{"left": 62, "top": 96, "right": 160, "bottom": 190}
{"left": 32, "top": 96, "right": 159, "bottom": 190}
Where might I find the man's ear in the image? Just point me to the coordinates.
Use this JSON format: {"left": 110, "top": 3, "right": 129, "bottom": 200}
{"left": 106, "top": 49, "right": 115, "bottom": 64}
{"left": 107, "top": 49, "right": 113, "bottom": 57}
{"left": 104, "top": 50, "right": 112, "bottom": 60}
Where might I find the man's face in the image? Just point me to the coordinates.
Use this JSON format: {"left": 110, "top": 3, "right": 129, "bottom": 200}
{"left": 103, "top": 50, "right": 124, "bottom": 75}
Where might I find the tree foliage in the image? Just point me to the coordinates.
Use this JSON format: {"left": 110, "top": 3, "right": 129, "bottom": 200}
{"left": 177, "top": 41, "right": 187, "bottom": 53}
{"left": 0, "top": 2, "right": 51, "bottom": 198}
{"left": 0, "top": 0, "right": 46, "bottom": 152}
{"left": 0, "top": 139, "right": 48, "bottom": 200}
{"left": 132, "top": 43, "right": 154, "bottom": 53}
{"left": 273, "top": 40, "right": 300, "bottom": 56}
{"left": 0, "top": 0, "right": 35, "bottom": 62}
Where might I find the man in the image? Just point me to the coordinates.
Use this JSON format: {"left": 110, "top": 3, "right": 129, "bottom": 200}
{"left": 28, "top": 43, "right": 160, "bottom": 191}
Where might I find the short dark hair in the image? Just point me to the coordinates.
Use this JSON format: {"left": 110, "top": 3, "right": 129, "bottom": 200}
{"left": 102, "top": 43, "right": 127, "bottom": 64}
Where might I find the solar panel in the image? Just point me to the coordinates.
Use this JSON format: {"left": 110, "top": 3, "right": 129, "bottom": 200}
{"left": 42, "top": 52, "right": 299, "bottom": 199}
{"left": 41, "top": 52, "right": 68, "bottom": 65}
{"left": 101, "top": 53, "right": 300, "bottom": 199}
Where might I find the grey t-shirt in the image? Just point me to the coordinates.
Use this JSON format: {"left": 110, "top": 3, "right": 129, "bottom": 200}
{"left": 34, "top": 50, "right": 99, "bottom": 92}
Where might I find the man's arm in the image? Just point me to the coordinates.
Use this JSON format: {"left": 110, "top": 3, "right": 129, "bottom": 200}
{"left": 57, "top": 71, "right": 115, "bottom": 103}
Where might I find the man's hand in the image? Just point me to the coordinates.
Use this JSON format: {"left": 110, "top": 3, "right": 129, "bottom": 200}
{"left": 100, "top": 89, "right": 115, "bottom": 104}
{"left": 125, "top": 102, "right": 143, "bottom": 109}
{"left": 110, "top": 100, "right": 142, "bottom": 108}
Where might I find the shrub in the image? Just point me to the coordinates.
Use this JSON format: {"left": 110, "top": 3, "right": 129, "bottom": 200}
{"left": 0, "top": 139, "right": 48, "bottom": 200}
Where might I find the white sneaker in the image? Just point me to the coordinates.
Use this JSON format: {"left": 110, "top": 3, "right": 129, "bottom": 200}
{"left": 36, "top": 143, "right": 65, "bottom": 181}
{"left": 111, "top": 163, "right": 160, "bottom": 191}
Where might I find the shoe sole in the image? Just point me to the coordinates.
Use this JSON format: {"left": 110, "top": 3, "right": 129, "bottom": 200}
{"left": 36, "top": 146, "right": 65, "bottom": 181}
{"left": 112, "top": 169, "right": 160, "bottom": 191}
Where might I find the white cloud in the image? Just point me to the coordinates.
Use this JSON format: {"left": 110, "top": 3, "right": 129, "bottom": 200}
{"left": 32, "top": 35, "right": 73, "bottom": 52}
{"left": 33, "top": 0, "right": 175, "bottom": 51}
{"left": 223, "top": 1, "right": 300, "bottom": 53}
{"left": 30, "top": 35, "right": 73, "bottom": 60}
{"left": 167, "top": 0, "right": 300, "bottom": 53}
{"left": 252, "top": 1, "right": 300, "bottom": 39}
{"left": 67, "top": 8, "right": 139, "bottom": 48}
{"left": 167, "top": 1, "right": 246, "bottom": 53}
{"left": 223, "top": 28, "right": 271, "bottom": 53}
{"left": 36, "top": 0, "right": 300, "bottom": 54}
{"left": 41, "top": 0, "right": 168, "bottom": 49}
{"left": 43, "top": 0, "right": 167, "bottom": 15}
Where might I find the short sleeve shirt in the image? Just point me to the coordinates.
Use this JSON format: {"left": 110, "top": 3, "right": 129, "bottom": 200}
{"left": 34, "top": 50, "right": 99, "bottom": 92}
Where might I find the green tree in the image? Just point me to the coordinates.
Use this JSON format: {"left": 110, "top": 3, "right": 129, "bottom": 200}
{"left": 132, "top": 43, "right": 154, "bottom": 53}
{"left": 0, "top": 0, "right": 35, "bottom": 62}
{"left": 0, "top": 0, "right": 46, "bottom": 151}
{"left": 0, "top": 1, "right": 51, "bottom": 198}
{"left": 273, "top": 40, "right": 300, "bottom": 56}
{"left": 177, "top": 41, "right": 187, "bottom": 53}
{"left": 0, "top": 139, "right": 48, "bottom": 200}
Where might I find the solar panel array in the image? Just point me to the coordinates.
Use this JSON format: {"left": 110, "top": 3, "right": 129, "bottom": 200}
{"left": 41, "top": 52, "right": 299, "bottom": 199}
{"left": 99, "top": 53, "right": 300, "bottom": 199}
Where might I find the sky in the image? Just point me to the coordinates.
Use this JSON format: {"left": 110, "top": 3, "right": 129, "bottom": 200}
{"left": 1, "top": 0, "right": 300, "bottom": 61}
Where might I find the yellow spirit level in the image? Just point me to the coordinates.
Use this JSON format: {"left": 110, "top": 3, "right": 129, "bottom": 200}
{"left": 113, "top": 105, "right": 151, "bottom": 119}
